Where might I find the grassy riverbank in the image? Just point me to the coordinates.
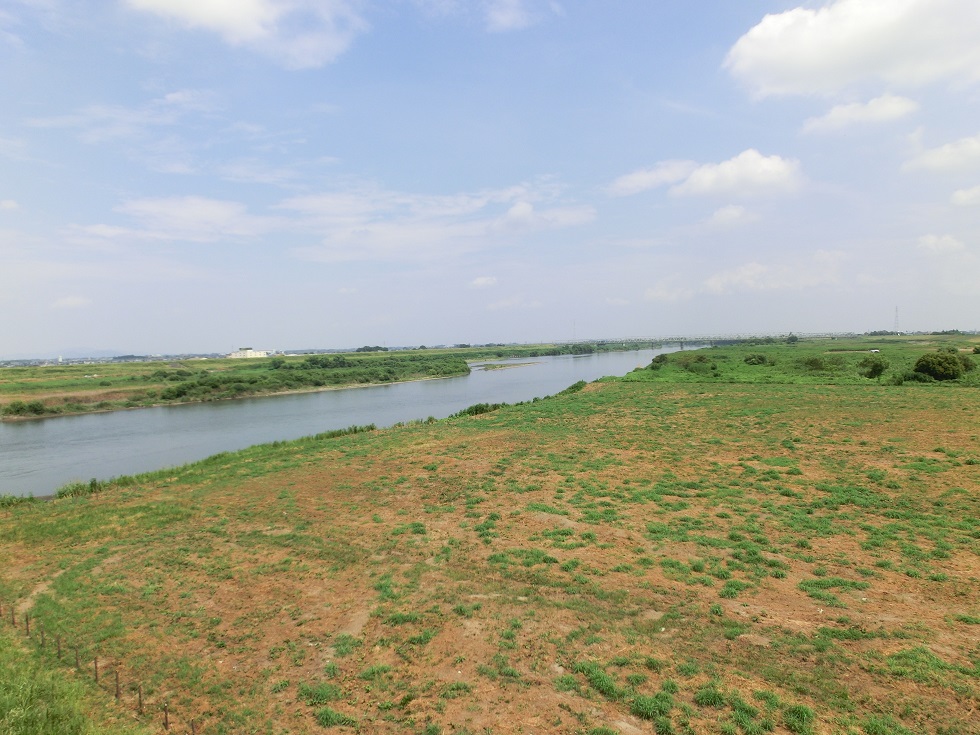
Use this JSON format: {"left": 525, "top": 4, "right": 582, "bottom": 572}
{"left": 1, "top": 337, "right": 978, "bottom": 734}
{"left": 0, "top": 341, "right": 664, "bottom": 420}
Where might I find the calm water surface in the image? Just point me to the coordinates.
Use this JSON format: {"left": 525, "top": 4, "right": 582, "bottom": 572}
{"left": 1, "top": 348, "right": 681, "bottom": 497}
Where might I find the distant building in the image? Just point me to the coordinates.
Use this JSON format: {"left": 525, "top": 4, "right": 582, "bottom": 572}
{"left": 228, "top": 347, "right": 270, "bottom": 359}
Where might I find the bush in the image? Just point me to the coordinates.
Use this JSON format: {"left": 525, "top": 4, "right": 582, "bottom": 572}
{"left": 857, "top": 354, "right": 889, "bottom": 379}
{"left": 649, "top": 354, "right": 669, "bottom": 370}
{"left": 743, "top": 353, "right": 770, "bottom": 366}
{"left": 913, "top": 352, "right": 964, "bottom": 381}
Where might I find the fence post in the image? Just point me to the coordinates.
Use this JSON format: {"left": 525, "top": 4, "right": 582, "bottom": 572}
{"left": 191, "top": 720, "right": 196, "bottom": 735}
{"left": 94, "top": 656, "right": 99, "bottom": 684}
{"left": 163, "top": 701, "right": 169, "bottom": 731}
{"left": 115, "top": 669, "right": 120, "bottom": 700}
{"left": 25, "top": 613, "right": 30, "bottom": 636}
{"left": 138, "top": 685, "right": 143, "bottom": 715}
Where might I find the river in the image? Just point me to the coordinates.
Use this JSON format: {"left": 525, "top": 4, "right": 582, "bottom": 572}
{"left": 0, "top": 348, "right": 681, "bottom": 497}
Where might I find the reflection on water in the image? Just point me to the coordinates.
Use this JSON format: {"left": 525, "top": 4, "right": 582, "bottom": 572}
{"left": 0, "top": 349, "right": 679, "bottom": 497}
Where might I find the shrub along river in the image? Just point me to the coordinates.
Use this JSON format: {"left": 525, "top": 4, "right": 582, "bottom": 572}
{"left": 1, "top": 348, "right": 684, "bottom": 497}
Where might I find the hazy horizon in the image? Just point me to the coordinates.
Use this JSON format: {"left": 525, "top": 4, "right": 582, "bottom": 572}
{"left": 3, "top": 1, "right": 979, "bottom": 357}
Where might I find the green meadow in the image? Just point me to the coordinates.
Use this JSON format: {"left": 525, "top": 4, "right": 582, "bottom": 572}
{"left": 1, "top": 336, "right": 978, "bottom": 734}
{"left": 0, "top": 341, "right": 662, "bottom": 419}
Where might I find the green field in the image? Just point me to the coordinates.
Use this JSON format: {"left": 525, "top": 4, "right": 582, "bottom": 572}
{"left": 1, "top": 336, "right": 978, "bottom": 734}
{"left": 0, "top": 341, "right": 664, "bottom": 420}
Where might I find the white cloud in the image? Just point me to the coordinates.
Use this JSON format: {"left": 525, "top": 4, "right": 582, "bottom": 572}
{"left": 470, "top": 276, "right": 497, "bottom": 288}
{"left": 706, "top": 205, "right": 758, "bottom": 228}
{"left": 283, "top": 182, "right": 592, "bottom": 263}
{"left": 726, "top": 0, "right": 980, "bottom": 97}
{"left": 643, "top": 280, "right": 695, "bottom": 303}
{"left": 606, "top": 160, "right": 697, "bottom": 197}
{"left": 904, "top": 133, "right": 980, "bottom": 172}
{"left": 28, "top": 90, "right": 213, "bottom": 143}
{"left": 703, "top": 251, "right": 846, "bottom": 294}
{"left": 671, "top": 150, "right": 802, "bottom": 197}
{"left": 952, "top": 186, "right": 980, "bottom": 206}
{"left": 51, "top": 296, "right": 92, "bottom": 310}
{"left": 492, "top": 201, "right": 594, "bottom": 232}
{"left": 485, "top": 0, "right": 532, "bottom": 31}
{"left": 125, "top": 0, "right": 368, "bottom": 69}
{"left": 802, "top": 94, "right": 918, "bottom": 133}
{"left": 0, "top": 199, "right": 18, "bottom": 211}
{"left": 74, "top": 196, "right": 277, "bottom": 244}
{"left": 917, "top": 234, "right": 965, "bottom": 253}
{"left": 487, "top": 295, "right": 540, "bottom": 310}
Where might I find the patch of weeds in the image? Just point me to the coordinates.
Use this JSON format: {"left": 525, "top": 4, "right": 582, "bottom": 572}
{"left": 644, "top": 656, "right": 668, "bottom": 673}
{"left": 359, "top": 664, "right": 392, "bottom": 680}
{"left": 333, "top": 633, "right": 363, "bottom": 657}
{"left": 386, "top": 611, "right": 422, "bottom": 625}
{"left": 452, "top": 602, "right": 481, "bottom": 618}
{"left": 270, "top": 679, "right": 289, "bottom": 693}
{"left": 783, "top": 704, "right": 816, "bottom": 734}
{"left": 676, "top": 661, "right": 699, "bottom": 677}
{"left": 441, "top": 681, "right": 472, "bottom": 699}
{"left": 323, "top": 662, "right": 340, "bottom": 678}
{"left": 693, "top": 684, "right": 726, "bottom": 708}
{"left": 554, "top": 674, "right": 579, "bottom": 693}
{"left": 406, "top": 629, "right": 437, "bottom": 645}
{"left": 631, "top": 691, "right": 674, "bottom": 720}
{"left": 573, "top": 660, "right": 624, "bottom": 701}
{"left": 315, "top": 706, "right": 357, "bottom": 727}
{"left": 861, "top": 715, "right": 916, "bottom": 735}
{"left": 392, "top": 521, "right": 426, "bottom": 535}
{"left": 797, "top": 577, "right": 868, "bottom": 607}
{"left": 298, "top": 681, "right": 342, "bottom": 705}
{"left": 719, "top": 580, "right": 751, "bottom": 599}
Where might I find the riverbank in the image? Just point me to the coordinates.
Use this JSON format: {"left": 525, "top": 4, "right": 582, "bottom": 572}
{"left": 1, "top": 338, "right": 977, "bottom": 735}
{"left": 0, "top": 342, "right": 663, "bottom": 422}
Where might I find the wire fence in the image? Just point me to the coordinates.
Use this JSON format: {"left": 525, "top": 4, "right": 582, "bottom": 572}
{"left": 1, "top": 599, "right": 200, "bottom": 733}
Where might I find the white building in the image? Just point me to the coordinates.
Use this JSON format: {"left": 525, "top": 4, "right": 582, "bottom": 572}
{"left": 228, "top": 347, "right": 270, "bottom": 359}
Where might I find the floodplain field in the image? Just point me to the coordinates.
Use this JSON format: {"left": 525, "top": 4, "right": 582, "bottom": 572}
{"left": 1, "top": 337, "right": 978, "bottom": 734}
{"left": 0, "top": 342, "right": 661, "bottom": 420}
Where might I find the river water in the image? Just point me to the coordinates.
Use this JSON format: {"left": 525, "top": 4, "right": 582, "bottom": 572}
{"left": 1, "top": 348, "right": 679, "bottom": 497}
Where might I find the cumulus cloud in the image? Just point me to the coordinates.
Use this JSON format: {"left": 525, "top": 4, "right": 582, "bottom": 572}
{"left": 802, "top": 94, "right": 919, "bottom": 133}
{"left": 917, "top": 234, "right": 965, "bottom": 253}
{"left": 607, "top": 160, "right": 697, "bottom": 197}
{"left": 952, "top": 186, "right": 980, "bottom": 206}
{"left": 671, "top": 150, "right": 802, "bottom": 197}
{"left": 125, "top": 0, "right": 368, "bottom": 69}
{"left": 0, "top": 199, "right": 18, "bottom": 211}
{"left": 726, "top": 0, "right": 980, "bottom": 97}
{"left": 904, "top": 133, "right": 980, "bottom": 172}
{"left": 609, "top": 151, "right": 800, "bottom": 200}
{"left": 470, "top": 276, "right": 497, "bottom": 288}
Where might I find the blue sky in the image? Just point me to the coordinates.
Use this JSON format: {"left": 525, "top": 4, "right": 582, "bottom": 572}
{"left": 2, "top": 0, "right": 979, "bottom": 357}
